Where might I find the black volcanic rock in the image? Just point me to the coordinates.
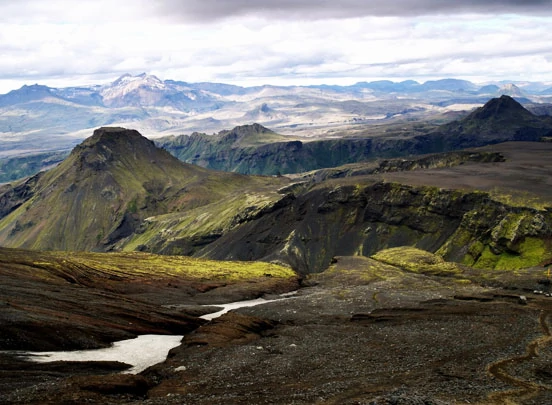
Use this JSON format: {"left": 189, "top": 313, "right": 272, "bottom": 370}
{"left": 197, "top": 178, "right": 552, "bottom": 274}
{"left": 408, "top": 95, "right": 552, "bottom": 153}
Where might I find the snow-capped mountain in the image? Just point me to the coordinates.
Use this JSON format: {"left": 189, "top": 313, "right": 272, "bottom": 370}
{"left": 0, "top": 73, "right": 551, "bottom": 159}
{"left": 100, "top": 73, "right": 164, "bottom": 106}
{"left": 98, "top": 73, "right": 218, "bottom": 109}
{"left": 497, "top": 83, "right": 526, "bottom": 99}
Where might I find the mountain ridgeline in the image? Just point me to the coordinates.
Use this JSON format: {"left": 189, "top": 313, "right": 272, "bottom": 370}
{"left": 0, "top": 121, "right": 551, "bottom": 274}
{"left": 157, "top": 96, "right": 552, "bottom": 176}
{"left": 0, "top": 96, "right": 548, "bottom": 183}
{"left": 2, "top": 72, "right": 552, "bottom": 168}
{"left": 156, "top": 123, "right": 378, "bottom": 175}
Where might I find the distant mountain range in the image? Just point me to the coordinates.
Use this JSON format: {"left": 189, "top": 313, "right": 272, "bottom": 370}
{"left": 1, "top": 95, "right": 551, "bottom": 183}
{"left": 156, "top": 96, "right": 552, "bottom": 175}
{"left": 1, "top": 73, "right": 551, "bottom": 160}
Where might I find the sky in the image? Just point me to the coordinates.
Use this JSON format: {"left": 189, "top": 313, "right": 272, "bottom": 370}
{"left": 1, "top": 0, "right": 552, "bottom": 93}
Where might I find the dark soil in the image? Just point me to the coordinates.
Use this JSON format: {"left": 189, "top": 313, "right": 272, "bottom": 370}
{"left": 3, "top": 255, "right": 552, "bottom": 405}
{"left": 379, "top": 142, "right": 552, "bottom": 202}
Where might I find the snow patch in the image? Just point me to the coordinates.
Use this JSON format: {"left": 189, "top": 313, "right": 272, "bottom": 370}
{"left": 25, "top": 334, "right": 183, "bottom": 374}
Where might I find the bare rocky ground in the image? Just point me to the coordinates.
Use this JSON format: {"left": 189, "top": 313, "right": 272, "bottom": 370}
{"left": 379, "top": 142, "right": 552, "bottom": 205}
{"left": 2, "top": 253, "right": 552, "bottom": 405}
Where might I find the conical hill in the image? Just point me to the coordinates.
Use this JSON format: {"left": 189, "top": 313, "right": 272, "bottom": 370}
{"left": 0, "top": 127, "right": 283, "bottom": 252}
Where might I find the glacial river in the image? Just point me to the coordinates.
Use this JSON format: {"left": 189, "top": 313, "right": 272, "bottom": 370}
{"left": 23, "top": 293, "right": 295, "bottom": 374}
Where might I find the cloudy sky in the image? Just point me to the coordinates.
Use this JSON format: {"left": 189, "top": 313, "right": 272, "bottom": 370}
{"left": 1, "top": 0, "right": 552, "bottom": 93}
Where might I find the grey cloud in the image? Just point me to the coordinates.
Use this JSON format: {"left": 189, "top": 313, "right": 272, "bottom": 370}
{"left": 155, "top": 0, "right": 552, "bottom": 21}
{"left": 2, "top": 0, "right": 551, "bottom": 23}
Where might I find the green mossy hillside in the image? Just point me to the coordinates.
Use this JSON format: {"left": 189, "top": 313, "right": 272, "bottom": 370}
{"left": 371, "top": 247, "right": 461, "bottom": 276}
{"left": 0, "top": 247, "right": 296, "bottom": 285}
{"left": 0, "top": 127, "right": 289, "bottom": 252}
{"left": 195, "top": 180, "right": 552, "bottom": 274}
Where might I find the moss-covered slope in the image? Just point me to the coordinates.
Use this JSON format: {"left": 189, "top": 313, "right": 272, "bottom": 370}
{"left": 0, "top": 127, "right": 288, "bottom": 251}
{"left": 0, "top": 126, "right": 550, "bottom": 276}
{"left": 0, "top": 246, "right": 297, "bottom": 350}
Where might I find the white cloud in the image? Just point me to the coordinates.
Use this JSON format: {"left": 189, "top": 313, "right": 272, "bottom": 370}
{"left": 0, "top": 1, "right": 552, "bottom": 93}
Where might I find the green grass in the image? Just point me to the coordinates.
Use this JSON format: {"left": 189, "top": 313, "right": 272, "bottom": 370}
{"left": 489, "top": 188, "right": 550, "bottom": 210}
{"left": 0, "top": 247, "right": 296, "bottom": 283}
{"left": 52, "top": 251, "right": 296, "bottom": 281}
{"left": 371, "top": 246, "right": 461, "bottom": 276}
{"left": 473, "top": 237, "right": 548, "bottom": 270}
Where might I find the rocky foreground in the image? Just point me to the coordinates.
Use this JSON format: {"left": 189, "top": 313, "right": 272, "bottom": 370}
{"left": 1, "top": 247, "right": 552, "bottom": 404}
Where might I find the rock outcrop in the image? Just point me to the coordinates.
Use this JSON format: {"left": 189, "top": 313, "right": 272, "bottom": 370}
{"left": 197, "top": 181, "right": 552, "bottom": 274}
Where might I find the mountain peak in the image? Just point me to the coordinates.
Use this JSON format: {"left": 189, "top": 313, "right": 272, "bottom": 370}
{"left": 434, "top": 94, "right": 549, "bottom": 147}
{"left": 111, "top": 73, "right": 163, "bottom": 87}
{"left": 101, "top": 74, "right": 167, "bottom": 107}
{"left": 0, "top": 126, "right": 212, "bottom": 251}
{"left": 0, "top": 84, "right": 54, "bottom": 106}
{"left": 497, "top": 83, "right": 524, "bottom": 97}
{"left": 80, "top": 126, "right": 146, "bottom": 147}
{"left": 220, "top": 123, "right": 274, "bottom": 138}
{"left": 77, "top": 126, "right": 155, "bottom": 153}
{"left": 216, "top": 123, "right": 279, "bottom": 147}
{"left": 223, "top": 123, "right": 273, "bottom": 135}
{"left": 71, "top": 127, "right": 171, "bottom": 172}
{"left": 470, "top": 95, "right": 531, "bottom": 121}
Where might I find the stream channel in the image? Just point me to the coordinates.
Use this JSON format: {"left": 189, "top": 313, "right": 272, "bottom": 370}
{"left": 22, "top": 293, "right": 296, "bottom": 374}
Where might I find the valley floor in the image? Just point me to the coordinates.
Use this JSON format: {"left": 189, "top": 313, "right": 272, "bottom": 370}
{"left": 2, "top": 253, "right": 552, "bottom": 404}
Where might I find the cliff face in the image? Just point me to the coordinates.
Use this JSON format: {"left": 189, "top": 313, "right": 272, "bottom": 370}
{"left": 157, "top": 125, "right": 377, "bottom": 176}
{"left": 194, "top": 181, "right": 552, "bottom": 274}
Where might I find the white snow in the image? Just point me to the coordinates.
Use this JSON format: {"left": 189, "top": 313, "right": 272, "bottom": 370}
{"left": 100, "top": 73, "right": 166, "bottom": 102}
{"left": 25, "top": 334, "right": 183, "bottom": 374}
{"left": 22, "top": 292, "right": 297, "bottom": 374}
{"left": 200, "top": 297, "right": 277, "bottom": 321}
